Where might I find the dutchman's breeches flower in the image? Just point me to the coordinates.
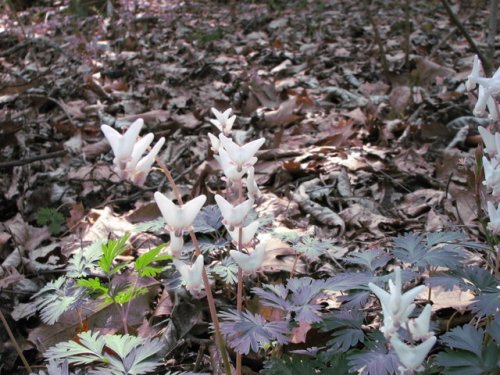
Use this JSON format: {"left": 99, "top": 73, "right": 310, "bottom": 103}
{"left": 210, "top": 107, "right": 236, "bottom": 136}
{"left": 368, "top": 267, "right": 435, "bottom": 372}
{"left": 226, "top": 220, "right": 259, "bottom": 246}
{"left": 465, "top": 55, "right": 500, "bottom": 120}
{"left": 173, "top": 255, "right": 205, "bottom": 298}
{"left": 154, "top": 193, "right": 207, "bottom": 235}
{"left": 214, "top": 195, "right": 254, "bottom": 229}
{"left": 229, "top": 242, "right": 266, "bottom": 275}
{"left": 101, "top": 118, "right": 165, "bottom": 185}
{"left": 218, "top": 134, "right": 265, "bottom": 172}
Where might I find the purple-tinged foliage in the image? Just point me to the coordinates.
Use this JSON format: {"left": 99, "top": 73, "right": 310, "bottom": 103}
{"left": 325, "top": 271, "right": 374, "bottom": 291}
{"left": 344, "top": 249, "right": 391, "bottom": 271}
{"left": 219, "top": 310, "right": 290, "bottom": 355}
{"left": 252, "top": 277, "right": 327, "bottom": 324}
{"left": 434, "top": 323, "right": 500, "bottom": 375}
{"left": 348, "top": 349, "right": 400, "bottom": 375}
{"left": 320, "top": 311, "right": 365, "bottom": 351}
{"left": 393, "top": 233, "right": 469, "bottom": 269}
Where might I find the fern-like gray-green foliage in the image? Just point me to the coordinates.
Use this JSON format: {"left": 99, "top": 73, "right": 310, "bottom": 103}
{"left": 44, "top": 331, "right": 163, "bottom": 375}
{"left": 210, "top": 257, "right": 238, "bottom": 284}
{"left": 32, "top": 277, "right": 85, "bottom": 324}
{"left": 66, "top": 241, "right": 105, "bottom": 278}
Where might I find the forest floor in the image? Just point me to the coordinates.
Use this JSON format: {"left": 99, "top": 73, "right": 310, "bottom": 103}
{"left": 0, "top": 0, "right": 497, "bottom": 374}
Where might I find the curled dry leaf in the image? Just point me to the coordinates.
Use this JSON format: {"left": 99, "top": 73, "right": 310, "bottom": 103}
{"left": 292, "top": 184, "right": 345, "bottom": 235}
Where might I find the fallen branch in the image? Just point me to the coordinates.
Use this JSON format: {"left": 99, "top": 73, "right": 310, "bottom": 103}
{"left": 440, "top": 0, "right": 492, "bottom": 75}
{"left": 0, "top": 150, "right": 68, "bottom": 169}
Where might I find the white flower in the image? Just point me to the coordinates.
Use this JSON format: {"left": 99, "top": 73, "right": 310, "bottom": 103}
{"left": 466, "top": 55, "right": 482, "bottom": 91}
{"left": 214, "top": 195, "right": 254, "bottom": 228}
{"left": 368, "top": 267, "right": 425, "bottom": 337}
{"left": 130, "top": 137, "right": 165, "bottom": 186}
{"left": 482, "top": 157, "right": 500, "bottom": 196}
{"left": 173, "top": 255, "right": 204, "bottom": 295}
{"left": 408, "top": 304, "right": 433, "bottom": 340}
{"left": 226, "top": 220, "right": 259, "bottom": 245}
{"left": 210, "top": 108, "right": 236, "bottom": 135}
{"left": 128, "top": 133, "right": 154, "bottom": 169}
{"left": 215, "top": 148, "right": 246, "bottom": 182}
{"left": 154, "top": 193, "right": 207, "bottom": 233}
{"left": 478, "top": 127, "right": 499, "bottom": 156}
{"left": 229, "top": 242, "right": 266, "bottom": 274}
{"left": 473, "top": 85, "right": 499, "bottom": 120}
{"left": 246, "top": 167, "right": 261, "bottom": 199}
{"left": 390, "top": 335, "right": 436, "bottom": 372}
{"left": 208, "top": 132, "right": 221, "bottom": 153}
{"left": 219, "top": 134, "right": 265, "bottom": 172}
{"left": 101, "top": 119, "right": 144, "bottom": 171}
{"left": 169, "top": 232, "right": 184, "bottom": 258}
{"left": 487, "top": 201, "right": 500, "bottom": 234}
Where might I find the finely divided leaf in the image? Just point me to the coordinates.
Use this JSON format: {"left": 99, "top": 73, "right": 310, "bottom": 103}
{"left": 211, "top": 257, "right": 238, "bottom": 284}
{"left": 440, "top": 325, "right": 484, "bottom": 357}
{"left": 320, "top": 311, "right": 365, "bottom": 351}
{"left": 99, "top": 234, "right": 130, "bottom": 274}
{"left": 348, "top": 349, "right": 400, "bottom": 375}
{"left": 134, "top": 244, "right": 170, "bottom": 277}
{"left": 44, "top": 331, "right": 105, "bottom": 365}
{"left": 393, "top": 233, "right": 467, "bottom": 268}
{"left": 253, "top": 278, "right": 326, "bottom": 324}
{"left": 219, "top": 310, "right": 290, "bottom": 355}
{"left": 344, "top": 249, "right": 391, "bottom": 271}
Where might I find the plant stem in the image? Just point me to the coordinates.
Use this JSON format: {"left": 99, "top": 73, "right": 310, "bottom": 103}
{"left": 232, "top": 179, "right": 245, "bottom": 375}
{"left": 0, "top": 309, "right": 32, "bottom": 373}
{"left": 155, "top": 156, "right": 232, "bottom": 375}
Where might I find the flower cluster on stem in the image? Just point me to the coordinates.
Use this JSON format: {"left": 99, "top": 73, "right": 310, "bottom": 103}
{"left": 368, "top": 268, "right": 436, "bottom": 373}
{"left": 101, "top": 119, "right": 165, "bottom": 185}
{"left": 101, "top": 116, "right": 233, "bottom": 374}
{"left": 466, "top": 54, "right": 500, "bottom": 275}
{"left": 465, "top": 55, "right": 500, "bottom": 120}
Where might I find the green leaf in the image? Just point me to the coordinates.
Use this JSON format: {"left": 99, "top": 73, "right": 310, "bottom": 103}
{"left": 77, "top": 277, "right": 109, "bottom": 295}
{"left": 211, "top": 257, "right": 238, "bottom": 284}
{"left": 134, "top": 244, "right": 170, "bottom": 277}
{"left": 105, "top": 284, "right": 147, "bottom": 305}
{"left": 36, "top": 207, "right": 65, "bottom": 235}
{"left": 99, "top": 234, "right": 130, "bottom": 274}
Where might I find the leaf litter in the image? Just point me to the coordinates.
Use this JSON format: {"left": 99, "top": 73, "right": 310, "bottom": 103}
{"left": 0, "top": 0, "right": 498, "bottom": 373}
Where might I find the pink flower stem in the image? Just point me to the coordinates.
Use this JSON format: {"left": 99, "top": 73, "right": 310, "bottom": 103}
{"left": 156, "top": 157, "right": 232, "bottom": 375}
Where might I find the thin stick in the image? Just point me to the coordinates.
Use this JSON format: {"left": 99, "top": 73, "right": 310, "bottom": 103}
{"left": 440, "top": 0, "right": 493, "bottom": 75}
{"left": 363, "top": 0, "right": 389, "bottom": 79}
{"left": 0, "top": 150, "right": 68, "bottom": 168}
{"left": 404, "top": 0, "right": 411, "bottom": 69}
{"left": 155, "top": 156, "right": 232, "bottom": 375}
{"left": 488, "top": 0, "right": 498, "bottom": 65}
{"left": 0, "top": 309, "right": 32, "bottom": 373}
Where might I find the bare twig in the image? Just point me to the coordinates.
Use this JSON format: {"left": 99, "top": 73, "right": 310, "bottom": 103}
{"left": 440, "top": 0, "right": 493, "bottom": 75}
{"left": 0, "top": 150, "right": 68, "bottom": 169}
{"left": 363, "top": 0, "right": 390, "bottom": 80}
{"left": 488, "top": 0, "right": 498, "bottom": 64}
{"left": 0, "top": 309, "right": 32, "bottom": 373}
